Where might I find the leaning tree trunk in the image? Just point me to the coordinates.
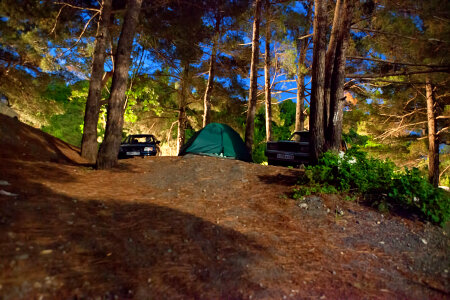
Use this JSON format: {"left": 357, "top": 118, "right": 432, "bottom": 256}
{"left": 294, "top": 36, "right": 307, "bottom": 138}
{"left": 177, "top": 64, "right": 190, "bottom": 154}
{"left": 323, "top": 0, "right": 343, "bottom": 131}
{"left": 81, "top": 0, "right": 112, "bottom": 163}
{"left": 295, "top": 2, "right": 312, "bottom": 135}
{"left": 426, "top": 76, "right": 439, "bottom": 187}
{"left": 264, "top": 0, "right": 272, "bottom": 142}
{"left": 202, "top": 17, "right": 221, "bottom": 127}
{"left": 326, "top": 0, "right": 354, "bottom": 151}
{"left": 202, "top": 42, "right": 217, "bottom": 127}
{"left": 244, "top": 0, "right": 262, "bottom": 154}
{"left": 96, "top": 0, "right": 142, "bottom": 169}
{"left": 309, "top": 0, "right": 327, "bottom": 163}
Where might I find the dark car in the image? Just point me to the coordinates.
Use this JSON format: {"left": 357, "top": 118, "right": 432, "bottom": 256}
{"left": 118, "top": 134, "right": 160, "bottom": 159}
{"left": 265, "top": 131, "right": 311, "bottom": 167}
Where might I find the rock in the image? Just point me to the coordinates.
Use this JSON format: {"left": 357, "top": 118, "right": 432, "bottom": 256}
{"left": 421, "top": 238, "right": 427, "bottom": 245}
{"left": 298, "top": 203, "right": 308, "bottom": 209}
{"left": 0, "top": 180, "right": 10, "bottom": 186}
{"left": 0, "top": 190, "right": 18, "bottom": 197}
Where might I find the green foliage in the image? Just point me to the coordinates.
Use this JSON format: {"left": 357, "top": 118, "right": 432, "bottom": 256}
{"left": 41, "top": 81, "right": 86, "bottom": 147}
{"left": 343, "top": 128, "right": 369, "bottom": 146}
{"left": 41, "top": 99, "right": 85, "bottom": 147}
{"left": 43, "top": 81, "right": 72, "bottom": 103}
{"left": 293, "top": 148, "right": 450, "bottom": 226}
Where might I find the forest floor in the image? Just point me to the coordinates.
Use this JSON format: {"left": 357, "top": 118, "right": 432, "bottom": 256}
{"left": 0, "top": 114, "right": 449, "bottom": 299}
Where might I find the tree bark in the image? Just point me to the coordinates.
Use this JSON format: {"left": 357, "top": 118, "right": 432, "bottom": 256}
{"left": 202, "top": 17, "right": 221, "bottom": 127}
{"left": 81, "top": 0, "right": 112, "bottom": 163}
{"left": 96, "top": 0, "right": 142, "bottom": 169}
{"left": 309, "top": 0, "right": 327, "bottom": 163}
{"left": 264, "top": 0, "right": 272, "bottom": 142}
{"left": 295, "top": 75, "right": 305, "bottom": 133}
{"left": 177, "top": 64, "right": 190, "bottom": 154}
{"left": 426, "top": 77, "right": 439, "bottom": 187}
{"left": 295, "top": 3, "right": 312, "bottom": 134}
{"left": 245, "top": 0, "right": 262, "bottom": 155}
{"left": 326, "top": 0, "right": 354, "bottom": 151}
{"left": 323, "top": 0, "right": 343, "bottom": 131}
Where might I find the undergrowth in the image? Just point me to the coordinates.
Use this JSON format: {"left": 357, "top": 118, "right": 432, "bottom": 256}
{"left": 293, "top": 148, "right": 450, "bottom": 226}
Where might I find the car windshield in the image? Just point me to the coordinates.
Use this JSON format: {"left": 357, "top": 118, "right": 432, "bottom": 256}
{"left": 128, "top": 136, "right": 154, "bottom": 143}
{"left": 289, "top": 132, "right": 309, "bottom": 142}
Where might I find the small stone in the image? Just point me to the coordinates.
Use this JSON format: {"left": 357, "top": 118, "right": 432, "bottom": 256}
{"left": 34, "top": 282, "right": 42, "bottom": 289}
{"left": 421, "top": 238, "right": 428, "bottom": 245}
{"left": 379, "top": 241, "right": 385, "bottom": 245}
{"left": 16, "top": 254, "right": 29, "bottom": 260}
{"left": 40, "top": 249, "right": 53, "bottom": 255}
{"left": 0, "top": 180, "right": 10, "bottom": 186}
{"left": 0, "top": 190, "right": 18, "bottom": 197}
{"left": 298, "top": 203, "right": 308, "bottom": 209}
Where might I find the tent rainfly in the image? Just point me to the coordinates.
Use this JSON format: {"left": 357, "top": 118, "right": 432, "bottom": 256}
{"left": 178, "top": 123, "right": 252, "bottom": 162}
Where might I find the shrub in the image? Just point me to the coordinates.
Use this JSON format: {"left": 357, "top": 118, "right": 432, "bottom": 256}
{"left": 294, "top": 148, "right": 450, "bottom": 226}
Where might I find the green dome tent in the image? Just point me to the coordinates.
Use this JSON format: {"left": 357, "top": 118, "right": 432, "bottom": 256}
{"left": 178, "top": 123, "right": 252, "bottom": 162}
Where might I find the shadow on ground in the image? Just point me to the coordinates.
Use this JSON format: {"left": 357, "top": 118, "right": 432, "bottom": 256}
{"left": 0, "top": 161, "right": 265, "bottom": 299}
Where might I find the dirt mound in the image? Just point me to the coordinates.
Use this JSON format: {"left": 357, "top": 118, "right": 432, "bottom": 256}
{"left": 0, "top": 118, "right": 449, "bottom": 299}
{"left": 0, "top": 114, "right": 86, "bottom": 164}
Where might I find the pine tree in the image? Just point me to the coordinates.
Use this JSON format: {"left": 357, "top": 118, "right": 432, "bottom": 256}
{"left": 97, "top": 0, "right": 143, "bottom": 169}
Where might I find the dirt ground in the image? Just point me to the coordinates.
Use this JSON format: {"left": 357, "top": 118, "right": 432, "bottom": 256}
{"left": 0, "top": 114, "right": 449, "bottom": 299}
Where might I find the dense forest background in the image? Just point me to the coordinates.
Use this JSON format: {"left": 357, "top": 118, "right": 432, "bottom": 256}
{"left": 0, "top": 0, "right": 448, "bottom": 183}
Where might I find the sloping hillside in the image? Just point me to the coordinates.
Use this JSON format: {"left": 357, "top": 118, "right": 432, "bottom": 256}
{"left": 0, "top": 115, "right": 448, "bottom": 299}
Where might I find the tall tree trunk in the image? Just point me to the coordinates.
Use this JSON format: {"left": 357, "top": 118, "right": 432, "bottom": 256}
{"left": 326, "top": 0, "right": 354, "bottom": 151}
{"left": 323, "top": 0, "right": 343, "bottom": 131}
{"left": 96, "top": 0, "right": 142, "bottom": 169}
{"left": 81, "top": 0, "right": 112, "bottom": 163}
{"left": 202, "top": 17, "right": 221, "bottom": 127}
{"left": 309, "top": 0, "right": 327, "bottom": 163}
{"left": 295, "top": 2, "right": 312, "bottom": 135}
{"left": 177, "top": 64, "right": 189, "bottom": 154}
{"left": 426, "top": 77, "right": 439, "bottom": 187}
{"left": 245, "top": 0, "right": 262, "bottom": 155}
{"left": 264, "top": 0, "right": 272, "bottom": 142}
{"left": 295, "top": 75, "right": 305, "bottom": 135}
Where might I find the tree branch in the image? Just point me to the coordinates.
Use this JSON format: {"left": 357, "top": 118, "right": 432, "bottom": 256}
{"left": 53, "top": 2, "right": 100, "bottom": 12}
{"left": 347, "top": 56, "right": 449, "bottom": 68}
{"left": 346, "top": 68, "right": 450, "bottom": 79}
{"left": 351, "top": 27, "right": 449, "bottom": 43}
